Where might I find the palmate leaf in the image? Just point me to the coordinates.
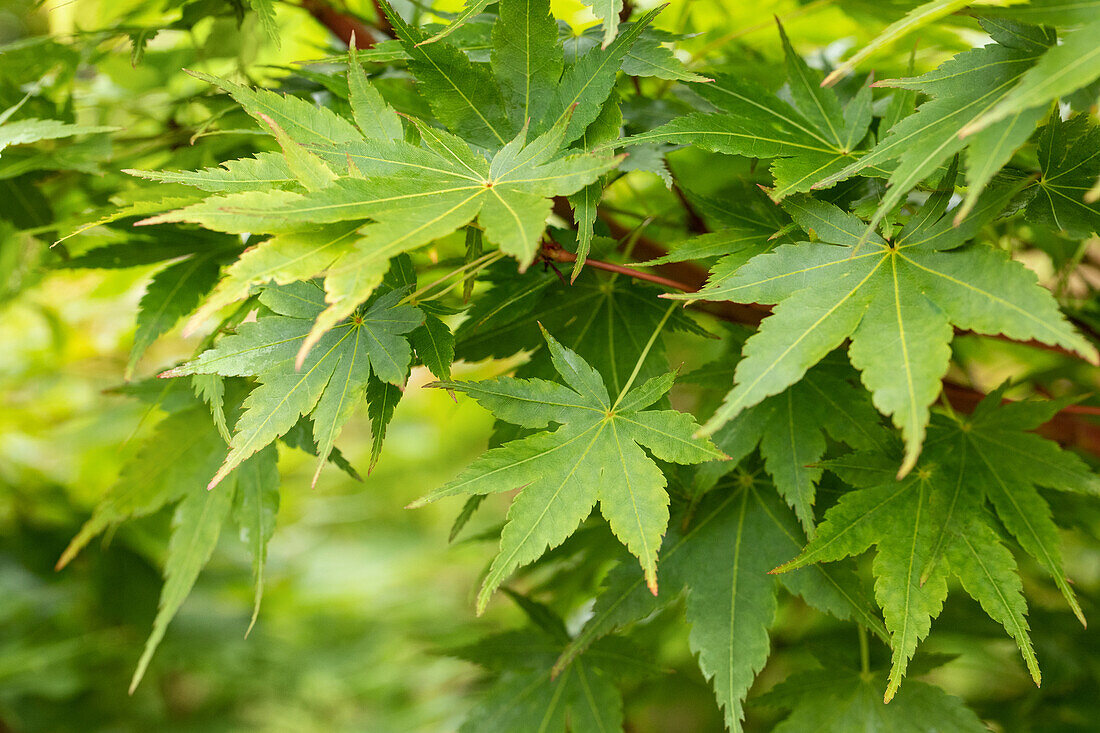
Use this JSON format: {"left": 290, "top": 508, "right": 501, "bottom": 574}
{"left": 763, "top": 668, "right": 987, "bottom": 732}
{"left": 456, "top": 619, "right": 650, "bottom": 733}
{"left": 131, "top": 446, "right": 279, "bottom": 693}
{"left": 56, "top": 403, "right": 227, "bottom": 571}
{"left": 380, "top": 0, "right": 511, "bottom": 149}
{"left": 162, "top": 281, "right": 422, "bottom": 489}
{"left": 491, "top": 0, "right": 563, "bottom": 131}
{"left": 688, "top": 181, "right": 1096, "bottom": 476}
{"left": 410, "top": 327, "right": 725, "bottom": 612}
{"left": 822, "top": 0, "right": 975, "bottom": 86}
{"left": 1027, "top": 112, "right": 1100, "bottom": 237}
{"left": 775, "top": 392, "right": 1098, "bottom": 701}
{"left": 128, "top": 245, "right": 237, "bottom": 378}
{"left": 456, "top": 264, "right": 708, "bottom": 399}
{"left": 144, "top": 117, "right": 617, "bottom": 362}
{"left": 962, "top": 17, "right": 1100, "bottom": 136}
{"left": 700, "top": 364, "right": 888, "bottom": 533}
{"left": 815, "top": 18, "right": 1058, "bottom": 230}
{"left": 553, "top": 481, "right": 886, "bottom": 732}
{"left": 619, "top": 22, "right": 873, "bottom": 200}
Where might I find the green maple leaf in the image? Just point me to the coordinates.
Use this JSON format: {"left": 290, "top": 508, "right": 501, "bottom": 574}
{"left": 762, "top": 667, "right": 987, "bottom": 732}
{"left": 491, "top": 0, "right": 563, "bottom": 131}
{"left": 822, "top": 0, "right": 975, "bottom": 86}
{"left": 700, "top": 364, "right": 888, "bottom": 533}
{"left": 144, "top": 118, "right": 617, "bottom": 362}
{"left": 456, "top": 604, "right": 651, "bottom": 733}
{"left": 128, "top": 244, "right": 239, "bottom": 378}
{"left": 642, "top": 185, "right": 794, "bottom": 298}
{"left": 620, "top": 22, "right": 873, "bottom": 200}
{"left": 589, "top": 0, "right": 624, "bottom": 48}
{"left": 456, "top": 263, "right": 708, "bottom": 396}
{"left": 962, "top": 17, "right": 1100, "bottom": 136}
{"left": 553, "top": 480, "right": 886, "bottom": 732}
{"left": 162, "top": 280, "right": 422, "bottom": 489}
{"left": 55, "top": 386, "right": 281, "bottom": 693}
{"left": 125, "top": 153, "right": 300, "bottom": 194}
{"left": 246, "top": 0, "right": 280, "bottom": 48}
{"left": 410, "top": 326, "right": 725, "bottom": 612}
{"left": 0, "top": 93, "right": 113, "bottom": 155}
{"left": 417, "top": 0, "right": 496, "bottom": 48}
{"left": 815, "top": 18, "right": 1057, "bottom": 231}
{"left": 380, "top": 0, "right": 511, "bottom": 149}
{"left": 1026, "top": 112, "right": 1100, "bottom": 237}
{"left": 775, "top": 390, "right": 1099, "bottom": 701}
{"left": 56, "top": 402, "right": 228, "bottom": 571}
{"left": 688, "top": 179, "right": 1096, "bottom": 476}
{"left": 130, "top": 445, "right": 279, "bottom": 693}
{"left": 231, "top": 445, "right": 281, "bottom": 635}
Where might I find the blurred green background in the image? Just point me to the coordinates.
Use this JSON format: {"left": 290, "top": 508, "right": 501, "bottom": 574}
{"left": 5, "top": 0, "right": 1099, "bottom": 731}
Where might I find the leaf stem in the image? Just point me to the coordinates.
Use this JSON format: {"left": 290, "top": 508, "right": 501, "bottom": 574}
{"left": 400, "top": 250, "right": 504, "bottom": 305}
{"left": 858, "top": 625, "right": 870, "bottom": 677}
{"left": 612, "top": 301, "right": 678, "bottom": 409}
{"left": 540, "top": 240, "right": 695, "bottom": 292}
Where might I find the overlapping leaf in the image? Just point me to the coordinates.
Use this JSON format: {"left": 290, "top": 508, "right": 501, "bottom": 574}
{"left": 456, "top": 603, "right": 651, "bottom": 733}
{"left": 699, "top": 364, "right": 888, "bottom": 533}
{"left": 619, "top": 23, "right": 873, "bottom": 200}
{"left": 162, "top": 280, "right": 422, "bottom": 489}
{"left": 687, "top": 180, "right": 1096, "bottom": 476}
{"left": 457, "top": 264, "right": 707, "bottom": 395}
{"left": 775, "top": 391, "right": 1098, "bottom": 701}
{"left": 962, "top": 17, "right": 1100, "bottom": 135}
{"left": 554, "top": 482, "right": 885, "bottom": 732}
{"left": 763, "top": 667, "right": 988, "bottom": 732}
{"left": 411, "top": 327, "right": 724, "bottom": 611}
{"left": 143, "top": 116, "right": 616, "bottom": 361}
{"left": 1027, "top": 112, "right": 1100, "bottom": 237}
{"left": 815, "top": 18, "right": 1061, "bottom": 230}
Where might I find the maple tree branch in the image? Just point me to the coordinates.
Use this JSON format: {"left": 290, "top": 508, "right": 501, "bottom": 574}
{"left": 275, "top": 13, "right": 1100, "bottom": 459}
{"left": 300, "top": 0, "right": 387, "bottom": 47}
{"left": 368, "top": 0, "right": 393, "bottom": 36}
{"left": 619, "top": 0, "right": 635, "bottom": 24}
{"left": 561, "top": 203, "right": 1100, "bottom": 458}
{"left": 540, "top": 240, "right": 695, "bottom": 292}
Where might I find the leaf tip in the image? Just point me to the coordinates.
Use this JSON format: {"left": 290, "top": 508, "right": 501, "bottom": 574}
{"left": 206, "top": 471, "right": 226, "bottom": 491}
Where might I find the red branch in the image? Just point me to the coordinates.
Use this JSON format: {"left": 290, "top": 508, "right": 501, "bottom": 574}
{"left": 297, "top": 2, "right": 1100, "bottom": 462}
{"left": 300, "top": 0, "right": 386, "bottom": 46}
{"left": 551, "top": 201, "right": 1100, "bottom": 459}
